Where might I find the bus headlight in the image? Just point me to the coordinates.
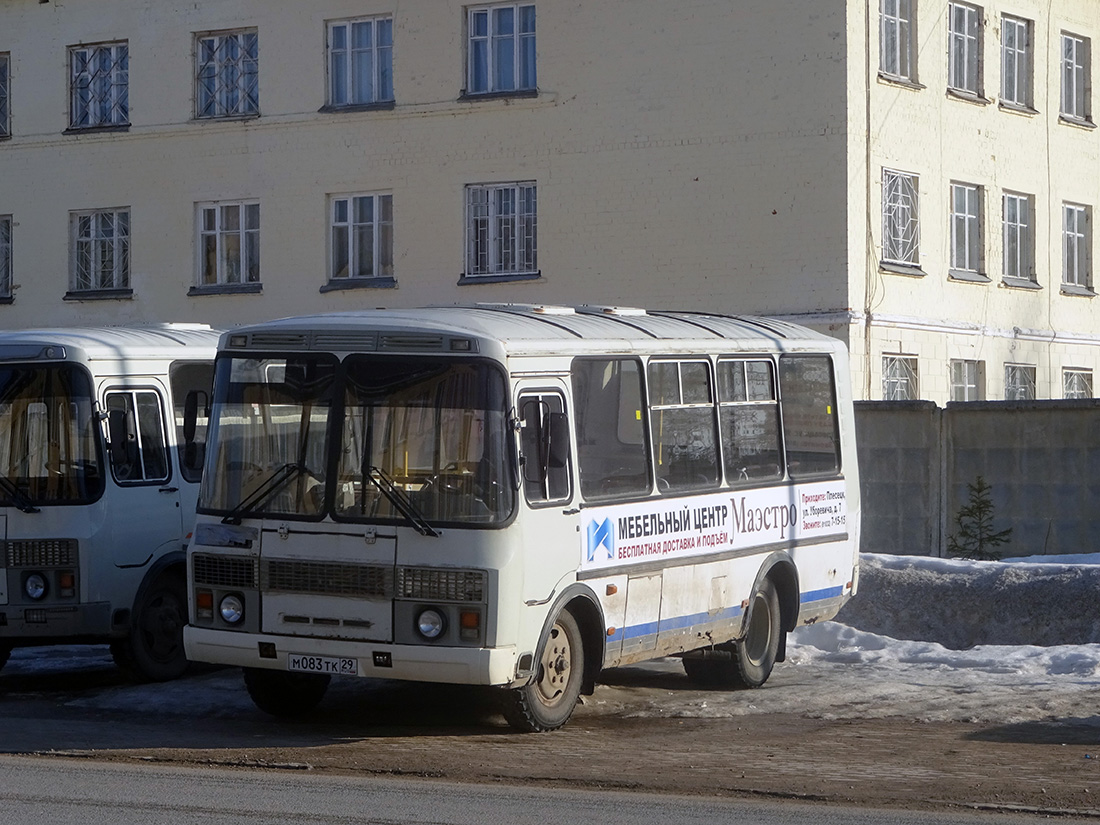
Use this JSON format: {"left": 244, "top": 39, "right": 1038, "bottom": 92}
{"left": 24, "top": 573, "right": 47, "bottom": 600}
{"left": 219, "top": 594, "right": 245, "bottom": 625}
{"left": 416, "top": 608, "right": 446, "bottom": 640}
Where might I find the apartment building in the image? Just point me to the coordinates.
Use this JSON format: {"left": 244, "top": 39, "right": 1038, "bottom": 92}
{"left": 0, "top": 0, "right": 1097, "bottom": 402}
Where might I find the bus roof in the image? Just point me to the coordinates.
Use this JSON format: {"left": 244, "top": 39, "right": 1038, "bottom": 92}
{"left": 0, "top": 323, "right": 222, "bottom": 363}
{"left": 222, "top": 305, "right": 842, "bottom": 357}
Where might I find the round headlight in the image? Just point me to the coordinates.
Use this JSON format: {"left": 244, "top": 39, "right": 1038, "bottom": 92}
{"left": 25, "top": 573, "right": 47, "bottom": 600}
{"left": 416, "top": 608, "right": 446, "bottom": 640}
{"left": 219, "top": 594, "right": 245, "bottom": 624}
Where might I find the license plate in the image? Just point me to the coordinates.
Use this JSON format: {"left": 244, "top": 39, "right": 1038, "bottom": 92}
{"left": 287, "top": 654, "right": 358, "bottom": 676}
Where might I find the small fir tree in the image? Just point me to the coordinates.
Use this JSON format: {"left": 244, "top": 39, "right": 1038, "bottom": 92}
{"left": 947, "top": 475, "right": 1012, "bottom": 560}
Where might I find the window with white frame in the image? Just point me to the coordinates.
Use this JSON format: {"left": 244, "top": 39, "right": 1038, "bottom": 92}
{"left": 466, "top": 182, "right": 537, "bottom": 278}
{"left": 1002, "top": 192, "right": 1034, "bottom": 283}
{"left": 1063, "top": 202, "right": 1091, "bottom": 289}
{"left": 949, "top": 359, "right": 983, "bottom": 401}
{"left": 880, "top": 0, "right": 914, "bottom": 80}
{"left": 197, "top": 201, "right": 259, "bottom": 287}
{"left": 69, "top": 42, "right": 129, "bottom": 129}
{"left": 0, "top": 53, "right": 9, "bottom": 138}
{"left": 1001, "top": 15, "right": 1032, "bottom": 108}
{"left": 467, "top": 4, "right": 536, "bottom": 95}
{"left": 70, "top": 208, "right": 130, "bottom": 292}
{"left": 882, "top": 169, "right": 920, "bottom": 266}
{"left": 1061, "top": 32, "right": 1091, "bottom": 121}
{"left": 948, "top": 2, "right": 981, "bottom": 96}
{"left": 950, "top": 182, "right": 982, "bottom": 275}
{"left": 330, "top": 193, "right": 393, "bottom": 281}
{"left": 1004, "top": 364, "right": 1036, "bottom": 400}
{"left": 196, "top": 30, "right": 258, "bottom": 119}
{"left": 328, "top": 17, "right": 393, "bottom": 107}
{"left": 0, "top": 215, "right": 10, "bottom": 299}
{"left": 883, "top": 355, "right": 918, "bottom": 400}
{"left": 1064, "top": 368, "right": 1093, "bottom": 399}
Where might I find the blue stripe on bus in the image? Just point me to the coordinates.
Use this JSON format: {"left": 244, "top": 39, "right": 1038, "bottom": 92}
{"left": 606, "top": 588, "right": 844, "bottom": 643}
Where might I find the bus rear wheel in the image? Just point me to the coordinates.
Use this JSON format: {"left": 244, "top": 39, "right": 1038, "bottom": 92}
{"left": 682, "top": 578, "right": 781, "bottom": 689}
{"left": 243, "top": 667, "right": 330, "bottom": 717}
{"left": 501, "top": 609, "right": 584, "bottom": 732}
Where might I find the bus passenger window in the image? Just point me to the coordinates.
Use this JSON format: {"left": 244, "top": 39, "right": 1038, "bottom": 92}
{"left": 572, "top": 358, "right": 650, "bottom": 499}
{"left": 647, "top": 360, "right": 719, "bottom": 493}
{"left": 105, "top": 390, "right": 170, "bottom": 484}
{"left": 778, "top": 355, "right": 840, "bottom": 478}
{"left": 717, "top": 359, "right": 782, "bottom": 484}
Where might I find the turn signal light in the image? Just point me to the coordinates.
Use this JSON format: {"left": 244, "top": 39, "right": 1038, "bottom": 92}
{"left": 196, "top": 589, "right": 214, "bottom": 620}
{"left": 459, "top": 610, "right": 480, "bottom": 641}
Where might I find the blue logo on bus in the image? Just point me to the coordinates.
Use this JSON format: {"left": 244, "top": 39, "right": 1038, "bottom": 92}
{"left": 586, "top": 518, "right": 615, "bottom": 562}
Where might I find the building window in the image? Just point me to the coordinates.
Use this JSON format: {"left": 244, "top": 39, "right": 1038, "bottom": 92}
{"left": 949, "top": 359, "right": 984, "bottom": 401}
{"left": 1064, "top": 368, "right": 1093, "bottom": 399}
{"left": 465, "top": 182, "right": 537, "bottom": 278}
{"left": 0, "top": 53, "right": 9, "bottom": 138}
{"left": 882, "top": 169, "right": 920, "bottom": 266}
{"left": 467, "top": 4, "right": 536, "bottom": 95}
{"left": 197, "top": 201, "right": 259, "bottom": 287}
{"left": 70, "top": 209, "right": 130, "bottom": 292}
{"left": 330, "top": 194, "right": 393, "bottom": 282}
{"left": 883, "top": 355, "right": 918, "bottom": 400}
{"left": 69, "top": 42, "right": 129, "bottom": 129}
{"left": 1061, "top": 33, "right": 1091, "bottom": 122}
{"left": 196, "top": 30, "right": 258, "bottom": 119}
{"left": 948, "top": 3, "right": 981, "bottom": 96}
{"left": 1001, "top": 16, "right": 1032, "bottom": 108}
{"left": 0, "top": 215, "right": 10, "bottom": 299}
{"left": 328, "top": 17, "right": 393, "bottom": 107}
{"left": 1004, "top": 364, "right": 1036, "bottom": 400}
{"left": 880, "top": 0, "right": 914, "bottom": 80}
{"left": 1002, "top": 192, "right": 1034, "bottom": 283}
{"left": 1063, "top": 202, "right": 1091, "bottom": 289}
{"left": 950, "top": 182, "right": 982, "bottom": 275}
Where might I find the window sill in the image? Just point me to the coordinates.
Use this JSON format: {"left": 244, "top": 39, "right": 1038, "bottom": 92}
{"left": 999, "top": 101, "right": 1038, "bottom": 117}
{"left": 192, "top": 112, "right": 261, "bottom": 124}
{"left": 459, "top": 88, "right": 539, "bottom": 102}
{"left": 320, "top": 277, "right": 397, "bottom": 293}
{"left": 1058, "top": 114, "right": 1096, "bottom": 130}
{"left": 948, "top": 269, "right": 991, "bottom": 284}
{"left": 946, "top": 88, "right": 990, "bottom": 106}
{"left": 877, "top": 72, "right": 924, "bottom": 91}
{"left": 63, "top": 124, "right": 130, "bottom": 135}
{"left": 64, "top": 288, "right": 133, "bottom": 301}
{"left": 188, "top": 283, "right": 262, "bottom": 297}
{"left": 458, "top": 271, "right": 542, "bottom": 286}
{"left": 879, "top": 262, "right": 925, "bottom": 278}
{"left": 1060, "top": 283, "right": 1096, "bottom": 298}
{"left": 1001, "top": 276, "right": 1041, "bottom": 291}
{"left": 318, "top": 101, "right": 396, "bottom": 114}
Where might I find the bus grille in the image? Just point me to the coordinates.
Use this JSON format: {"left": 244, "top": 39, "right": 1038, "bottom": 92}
{"left": 192, "top": 554, "right": 258, "bottom": 589}
{"left": 396, "top": 567, "right": 486, "bottom": 602}
{"left": 261, "top": 560, "right": 392, "bottom": 598}
{"left": 5, "top": 539, "right": 77, "bottom": 568}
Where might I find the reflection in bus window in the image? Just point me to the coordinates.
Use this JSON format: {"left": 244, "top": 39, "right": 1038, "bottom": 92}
{"left": 572, "top": 358, "right": 650, "bottom": 499}
{"left": 779, "top": 354, "right": 840, "bottom": 478}
{"left": 717, "top": 359, "right": 782, "bottom": 483}
{"left": 648, "top": 360, "right": 718, "bottom": 493}
{"left": 519, "top": 392, "right": 571, "bottom": 505}
{"left": 105, "top": 390, "right": 170, "bottom": 483}
{"left": 171, "top": 362, "right": 215, "bottom": 483}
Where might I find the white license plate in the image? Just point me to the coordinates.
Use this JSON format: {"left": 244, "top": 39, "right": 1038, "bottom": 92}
{"left": 287, "top": 654, "right": 358, "bottom": 676}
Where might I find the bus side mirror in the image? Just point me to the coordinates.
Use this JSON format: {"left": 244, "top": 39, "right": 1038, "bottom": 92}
{"left": 106, "top": 408, "right": 131, "bottom": 466}
{"left": 547, "top": 412, "right": 570, "bottom": 469}
{"left": 183, "top": 390, "right": 200, "bottom": 443}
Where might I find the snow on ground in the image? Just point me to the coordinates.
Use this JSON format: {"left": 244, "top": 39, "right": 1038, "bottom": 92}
{"left": 6, "top": 553, "right": 1100, "bottom": 728}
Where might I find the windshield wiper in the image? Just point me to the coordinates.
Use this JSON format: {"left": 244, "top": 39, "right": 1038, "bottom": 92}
{"left": 365, "top": 465, "right": 440, "bottom": 538}
{"left": 221, "top": 462, "right": 309, "bottom": 525}
{"left": 0, "top": 473, "right": 39, "bottom": 514}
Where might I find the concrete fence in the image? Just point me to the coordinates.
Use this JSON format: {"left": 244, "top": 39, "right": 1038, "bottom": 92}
{"left": 855, "top": 399, "right": 1100, "bottom": 558}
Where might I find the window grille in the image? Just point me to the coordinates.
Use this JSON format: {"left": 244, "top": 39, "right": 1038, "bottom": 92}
{"left": 196, "top": 31, "right": 258, "bottom": 118}
{"left": 70, "top": 43, "right": 129, "bottom": 128}
{"left": 71, "top": 209, "right": 130, "bottom": 291}
{"left": 883, "top": 170, "right": 919, "bottom": 265}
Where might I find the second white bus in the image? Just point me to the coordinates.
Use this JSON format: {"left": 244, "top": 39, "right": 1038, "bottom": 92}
{"left": 184, "top": 305, "right": 860, "bottom": 731}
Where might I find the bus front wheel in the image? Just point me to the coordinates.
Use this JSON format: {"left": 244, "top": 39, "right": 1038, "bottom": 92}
{"left": 501, "top": 609, "right": 584, "bottom": 732}
{"left": 121, "top": 571, "right": 190, "bottom": 682}
{"left": 243, "top": 667, "right": 330, "bottom": 717}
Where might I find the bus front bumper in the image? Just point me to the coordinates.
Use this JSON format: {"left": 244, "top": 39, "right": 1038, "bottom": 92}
{"left": 184, "top": 625, "right": 519, "bottom": 687}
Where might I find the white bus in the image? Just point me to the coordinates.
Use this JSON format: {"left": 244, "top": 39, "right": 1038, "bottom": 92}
{"left": 0, "top": 324, "right": 220, "bottom": 681}
{"left": 184, "top": 306, "right": 860, "bottom": 731}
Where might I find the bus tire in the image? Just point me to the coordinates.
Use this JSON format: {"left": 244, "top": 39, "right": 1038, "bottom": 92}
{"left": 0, "top": 644, "right": 9, "bottom": 673}
{"left": 729, "top": 577, "right": 781, "bottom": 689}
{"left": 501, "top": 609, "right": 584, "bottom": 732}
{"left": 243, "top": 667, "right": 330, "bottom": 717}
{"left": 127, "top": 571, "right": 190, "bottom": 682}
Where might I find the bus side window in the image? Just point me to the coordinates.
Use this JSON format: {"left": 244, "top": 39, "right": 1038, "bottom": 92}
{"left": 717, "top": 358, "right": 783, "bottom": 484}
{"left": 170, "top": 361, "right": 214, "bottom": 483}
{"left": 778, "top": 355, "right": 841, "bottom": 478}
{"left": 105, "top": 390, "right": 170, "bottom": 484}
{"left": 572, "top": 358, "right": 650, "bottom": 499}
{"left": 519, "top": 393, "right": 571, "bottom": 504}
{"left": 648, "top": 359, "right": 719, "bottom": 493}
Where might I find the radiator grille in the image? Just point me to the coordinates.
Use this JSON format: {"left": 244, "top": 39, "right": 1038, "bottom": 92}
{"left": 192, "top": 554, "right": 258, "bottom": 588}
{"left": 396, "top": 567, "right": 486, "bottom": 602}
{"left": 262, "top": 559, "right": 392, "bottom": 598}
{"left": 5, "top": 539, "right": 77, "bottom": 568}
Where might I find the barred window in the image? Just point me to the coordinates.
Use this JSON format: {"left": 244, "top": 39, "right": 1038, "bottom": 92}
{"left": 70, "top": 42, "right": 129, "bottom": 128}
{"left": 883, "top": 355, "right": 918, "bottom": 400}
{"left": 1064, "top": 369, "right": 1093, "bottom": 399}
{"left": 465, "top": 182, "right": 536, "bottom": 277}
{"left": 70, "top": 209, "right": 130, "bottom": 292}
{"left": 0, "top": 53, "right": 9, "bottom": 138}
{"left": 883, "top": 169, "right": 920, "bottom": 266}
{"left": 0, "top": 215, "right": 10, "bottom": 299}
{"left": 196, "top": 30, "right": 258, "bottom": 118}
{"left": 1004, "top": 364, "right": 1036, "bottom": 400}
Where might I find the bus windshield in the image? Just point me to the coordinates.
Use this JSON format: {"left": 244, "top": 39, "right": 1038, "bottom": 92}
{"left": 200, "top": 354, "right": 514, "bottom": 526}
{"left": 0, "top": 364, "right": 104, "bottom": 505}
